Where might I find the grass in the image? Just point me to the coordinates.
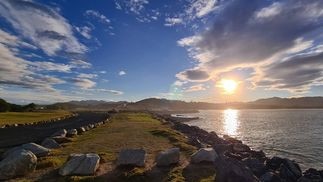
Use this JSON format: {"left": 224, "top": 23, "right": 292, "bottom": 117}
{"left": 0, "top": 111, "right": 71, "bottom": 125}
{"left": 13, "top": 112, "right": 213, "bottom": 182}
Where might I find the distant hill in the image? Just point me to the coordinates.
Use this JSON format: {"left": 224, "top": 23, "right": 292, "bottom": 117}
{"left": 30, "top": 96, "right": 323, "bottom": 111}
{"left": 0, "top": 98, "right": 36, "bottom": 112}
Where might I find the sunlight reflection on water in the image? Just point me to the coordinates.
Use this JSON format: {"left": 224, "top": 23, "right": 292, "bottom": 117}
{"left": 223, "top": 109, "right": 239, "bottom": 136}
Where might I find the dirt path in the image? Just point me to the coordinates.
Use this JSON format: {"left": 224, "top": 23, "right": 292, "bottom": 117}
{"left": 0, "top": 112, "right": 109, "bottom": 148}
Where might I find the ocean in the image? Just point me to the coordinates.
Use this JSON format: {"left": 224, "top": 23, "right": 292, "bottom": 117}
{"left": 181, "top": 109, "right": 323, "bottom": 170}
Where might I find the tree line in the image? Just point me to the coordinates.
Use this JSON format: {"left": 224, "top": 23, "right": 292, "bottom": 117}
{"left": 0, "top": 98, "right": 36, "bottom": 112}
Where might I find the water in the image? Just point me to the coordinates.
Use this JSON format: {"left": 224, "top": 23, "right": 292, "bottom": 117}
{"left": 182, "top": 109, "right": 323, "bottom": 170}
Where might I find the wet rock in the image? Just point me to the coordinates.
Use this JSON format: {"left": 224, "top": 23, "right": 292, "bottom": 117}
{"left": 299, "top": 168, "right": 323, "bottom": 181}
{"left": 66, "top": 129, "right": 78, "bottom": 137}
{"left": 215, "top": 156, "right": 259, "bottom": 182}
{"left": 260, "top": 172, "right": 281, "bottom": 182}
{"left": 283, "top": 158, "right": 302, "bottom": 179}
{"left": 242, "top": 157, "right": 266, "bottom": 177}
{"left": 117, "top": 149, "right": 146, "bottom": 167}
{"left": 191, "top": 148, "right": 218, "bottom": 164}
{"left": 156, "top": 148, "right": 180, "bottom": 167}
{"left": 59, "top": 153, "right": 100, "bottom": 176}
{"left": 233, "top": 143, "right": 251, "bottom": 152}
{"left": 223, "top": 135, "right": 243, "bottom": 144}
{"left": 266, "top": 157, "right": 284, "bottom": 170}
{"left": 0, "top": 149, "right": 37, "bottom": 180}
{"left": 213, "top": 144, "right": 233, "bottom": 154}
{"left": 41, "top": 138, "right": 61, "bottom": 149}
{"left": 279, "top": 163, "right": 301, "bottom": 182}
{"left": 51, "top": 129, "right": 67, "bottom": 137}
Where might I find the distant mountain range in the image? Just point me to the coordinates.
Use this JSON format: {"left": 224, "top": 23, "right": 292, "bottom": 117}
{"left": 44, "top": 97, "right": 323, "bottom": 111}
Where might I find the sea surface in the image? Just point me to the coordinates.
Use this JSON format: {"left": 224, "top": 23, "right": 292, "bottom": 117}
{"left": 181, "top": 109, "right": 323, "bottom": 170}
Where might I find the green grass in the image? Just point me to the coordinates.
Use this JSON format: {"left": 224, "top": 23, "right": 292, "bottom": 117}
{"left": 0, "top": 111, "right": 71, "bottom": 125}
{"left": 15, "top": 112, "right": 204, "bottom": 182}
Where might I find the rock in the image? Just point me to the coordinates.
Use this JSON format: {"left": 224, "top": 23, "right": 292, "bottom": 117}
{"left": 223, "top": 135, "right": 243, "bottom": 144}
{"left": 117, "top": 149, "right": 146, "bottom": 167}
{"left": 77, "top": 127, "right": 86, "bottom": 134}
{"left": 156, "top": 148, "right": 180, "bottom": 167}
{"left": 0, "top": 149, "right": 37, "bottom": 180}
{"left": 188, "top": 137, "right": 203, "bottom": 148}
{"left": 301, "top": 168, "right": 323, "bottom": 181}
{"left": 213, "top": 144, "right": 233, "bottom": 154}
{"left": 66, "top": 129, "right": 78, "bottom": 137}
{"left": 41, "top": 138, "right": 61, "bottom": 149}
{"left": 59, "top": 153, "right": 100, "bottom": 176}
{"left": 242, "top": 157, "right": 266, "bottom": 177}
{"left": 283, "top": 158, "right": 302, "bottom": 179}
{"left": 279, "top": 163, "right": 300, "bottom": 182}
{"left": 21, "top": 143, "right": 51, "bottom": 157}
{"left": 233, "top": 143, "right": 251, "bottom": 152}
{"left": 3, "top": 143, "right": 50, "bottom": 158}
{"left": 51, "top": 129, "right": 67, "bottom": 137}
{"left": 266, "top": 157, "right": 284, "bottom": 170}
{"left": 215, "top": 156, "right": 259, "bottom": 182}
{"left": 191, "top": 148, "right": 218, "bottom": 164}
{"left": 260, "top": 172, "right": 281, "bottom": 182}
{"left": 52, "top": 136, "right": 73, "bottom": 143}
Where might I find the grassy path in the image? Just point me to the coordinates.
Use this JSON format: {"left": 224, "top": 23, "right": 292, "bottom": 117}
{"left": 11, "top": 112, "right": 216, "bottom": 182}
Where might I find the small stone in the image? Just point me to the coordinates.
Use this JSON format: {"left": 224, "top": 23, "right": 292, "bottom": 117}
{"left": 66, "top": 129, "right": 78, "bottom": 137}
{"left": 51, "top": 129, "right": 67, "bottom": 137}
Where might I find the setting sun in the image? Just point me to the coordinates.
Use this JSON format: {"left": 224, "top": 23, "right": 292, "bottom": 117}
{"left": 220, "top": 79, "right": 238, "bottom": 94}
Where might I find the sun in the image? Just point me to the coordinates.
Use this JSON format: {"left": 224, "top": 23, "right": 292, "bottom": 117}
{"left": 220, "top": 79, "right": 238, "bottom": 94}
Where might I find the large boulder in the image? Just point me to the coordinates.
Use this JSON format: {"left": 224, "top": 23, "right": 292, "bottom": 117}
{"left": 0, "top": 149, "right": 37, "bottom": 180}
{"left": 52, "top": 136, "right": 73, "bottom": 143}
{"left": 191, "top": 148, "right": 218, "bottom": 164}
{"left": 3, "top": 143, "right": 50, "bottom": 158}
{"left": 41, "top": 138, "right": 61, "bottom": 149}
{"left": 156, "top": 148, "right": 180, "bottom": 167}
{"left": 51, "top": 129, "right": 67, "bottom": 137}
{"left": 59, "top": 153, "right": 100, "bottom": 176}
{"left": 66, "top": 129, "right": 78, "bottom": 137}
{"left": 117, "top": 149, "right": 146, "bottom": 167}
{"left": 299, "top": 168, "right": 323, "bottom": 181}
{"left": 260, "top": 172, "right": 281, "bottom": 182}
{"left": 233, "top": 143, "right": 251, "bottom": 152}
{"left": 242, "top": 157, "right": 266, "bottom": 177}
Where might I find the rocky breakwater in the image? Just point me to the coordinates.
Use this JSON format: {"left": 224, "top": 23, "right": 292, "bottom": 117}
{"left": 158, "top": 114, "right": 323, "bottom": 182}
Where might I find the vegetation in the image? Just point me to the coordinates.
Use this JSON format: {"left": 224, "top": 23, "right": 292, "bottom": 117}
{"left": 0, "top": 98, "right": 38, "bottom": 112}
{"left": 16, "top": 112, "right": 204, "bottom": 181}
{"left": 0, "top": 111, "right": 71, "bottom": 125}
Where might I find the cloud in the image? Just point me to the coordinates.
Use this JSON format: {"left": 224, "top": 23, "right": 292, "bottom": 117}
{"left": 85, "top": 10, "right": 111, "bottom": 24}
{"left": 164, "top": 17, "right": 183, "bottom": 27}
{"left": 94, "top": 89, "right": 124, "bottom": 95}
{"left": 75, "top": 26, "right": 92, "bottom": 39}
{"left": 115, "top": 0, "right": 149, "bottom": 15}
{"left": 78, "top": 73, "right": 98, "bottom": 79}
{"left": 0, "top": 0, "right": 87, "bottom": 56}
{"left": 119, "top": 70, "right": 126, "bottom": 76}
{"left": 71, "top": 77, "right": 96, "bottom": 89}
{"left": 185, "top": 84, "right": 206, "bottom": 92}
{"left": 70, "top": 60, "right": 92, "bottom": 69}
{"left": 177, "top": 0, "right": 323, "bottom": 93}
{"left": 186, "top": 0, "right": 218, "bottom": 18}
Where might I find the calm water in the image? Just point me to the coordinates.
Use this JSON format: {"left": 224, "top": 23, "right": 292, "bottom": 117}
{"left": 183, "top": 109, "right": 323, "bottom": 170}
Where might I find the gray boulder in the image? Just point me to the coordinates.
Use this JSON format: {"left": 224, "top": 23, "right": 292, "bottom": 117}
{"left": 233, "top": 143, "right": 251, "bottom": 152}
{"left": 51, "top": 129, "right": 67, "bottom": 137}
{"left": 242, "top": 157, "right": 266, "bottom": 177}
{"left": 41, "top": 138, "right": 61, "bottom": 149}
{"left": 117, "top": 149, "right": 146, "bottom": 167}
{"left": 260, "top": 172, "right": 281, "bottom": 182}
{"left": 59, "top": 153, "right": 100, "bottom": 176}
{"left": 0, "top": 149, "right": 37, "bottom": 180}
{"left": 77, "top": 127, "right": 86, "bottom": 134}
{"left": 67, "top": 129, "right": 78, "bottom": 137}
{"left": 156, "top": 148, "right": 180, "bottom": 167}
{"left": 191, "top": 148, "right": 218, "bottom": 164}
{"left": 3, "top": 143, "right": 50, "bottom": 158}
{"left": 52, "top": 136, "right": 73, "bottom": 143}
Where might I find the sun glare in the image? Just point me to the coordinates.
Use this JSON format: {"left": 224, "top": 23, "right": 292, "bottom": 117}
{"left": 220, "top": 79, "right": 238, "bottom": 94}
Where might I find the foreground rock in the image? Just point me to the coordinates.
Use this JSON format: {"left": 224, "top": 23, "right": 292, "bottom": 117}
{"left": 191, "top": 148, "right": 218, "bottom": 164}
{"left": 51, "top": 129, "right": 67, "bottom": 137}
{"left": 66, "top": 129, "right": 78, "bottom": 137}
{"left": 41, "top": 138, "right": 61, "bottom": 149}
{"left": 59, "top": 153, "right": 100, "bottom": 176}
{"left": 156, "top": 148, "right": 180, "bottom": 167}
{"left": 0, "top": 149, "right": 37, "bottom": 180}
{"left": 52, "top": 136, "right": 73, "bottom": 143}
{"left": 117, "top": 149, "right": 146, "bottom": 167}
{"left": 3, "top": 143, "right": 50, "bottom": 158}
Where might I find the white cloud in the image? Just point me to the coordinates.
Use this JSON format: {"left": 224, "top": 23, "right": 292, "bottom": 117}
{"left": 255, "top": 2, "right": 282, "bottom": 19}
{"left": 186, "top": 0, "right": 218, "bottom": 18}
{"left": 185, "top": 84, "right": 206, "bottom": 92}
{"left": 75, "top": 26, "right": 92, "bottom": 39}
{"left": 78, "top": 73, "right": 98, "bottom": 79}
{"left": 0, "top": 0, "right": 87, "bottom": 56}
{"left": 119, "top": 70, "right": 126, "bottom": 76}
{"left": 70, "top": 60, "right": 92, "bottom": 69}
{"left": 164, "top": 17, "right": 183, "bottom": 26}
{"left": 71, "top": 77, "right": 96, "bottom": 89}
{"left": 94, "top": 89, "right": 124, "bottom": 95}
{"left": 85, "top": 10, "right": 111, "bottom": 24}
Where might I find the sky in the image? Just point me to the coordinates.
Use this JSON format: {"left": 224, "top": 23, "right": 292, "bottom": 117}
{"left": 0, "top": 0, "right": 323, "bottom": 104}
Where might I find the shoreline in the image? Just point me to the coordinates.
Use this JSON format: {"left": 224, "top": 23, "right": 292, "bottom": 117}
{"left": 154, "top": 112, "right": 323, "bottom": 181}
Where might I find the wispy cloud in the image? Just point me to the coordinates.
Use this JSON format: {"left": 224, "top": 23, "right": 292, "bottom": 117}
{"left": 184, "top": 84, "right": 206, "bottom": 92}
{"left": 119, "top": 70, "right": 126, "bottom": 76}
{"left": 85, "top": 10, "right": 111, "bottom": 24}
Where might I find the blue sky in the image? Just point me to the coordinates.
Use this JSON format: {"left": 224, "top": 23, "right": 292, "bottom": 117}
{"left": 0, "top": 0, "right": 323, "bottom": 104}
